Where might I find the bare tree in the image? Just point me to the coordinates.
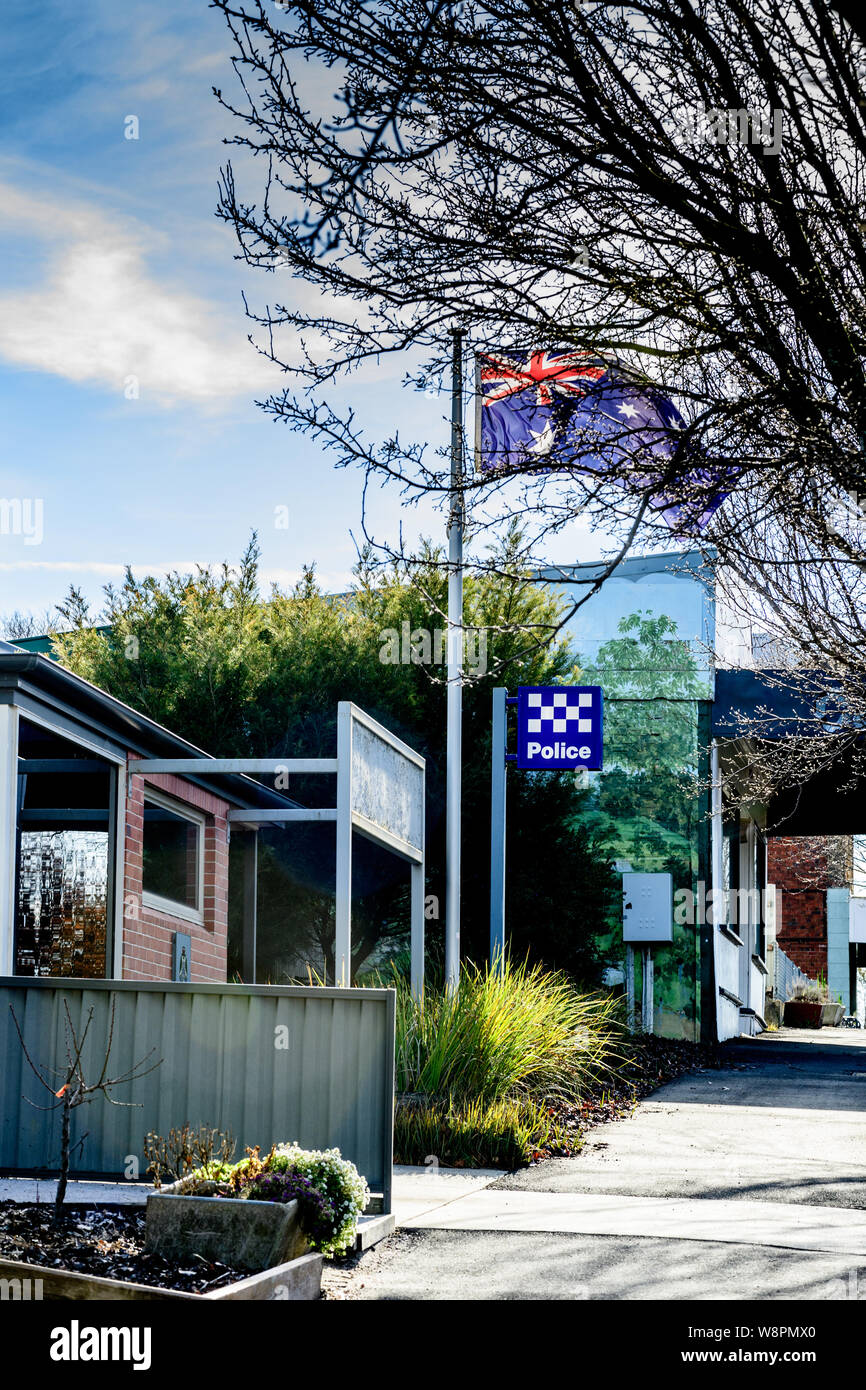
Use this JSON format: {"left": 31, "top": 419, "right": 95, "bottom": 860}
{"left": 210, "top": 0, "right": 866, "bottom": 789}
{"left": 9, "top": 998, "right": 162, "bottom": 1223}
{"left": 0, "top": 609, "right": 57, "bottom": 642}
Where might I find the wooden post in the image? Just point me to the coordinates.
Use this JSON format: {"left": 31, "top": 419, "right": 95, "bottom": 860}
{"left": 641, "top": 947, "right": 654, "bottom": 1033}
{"left": 625, "top": 944, "right": 635, "bottom": 1033}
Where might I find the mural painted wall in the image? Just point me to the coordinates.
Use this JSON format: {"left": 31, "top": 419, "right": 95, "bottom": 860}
{"left": 547, "top": 552, "right": 714, "bottom": 1039}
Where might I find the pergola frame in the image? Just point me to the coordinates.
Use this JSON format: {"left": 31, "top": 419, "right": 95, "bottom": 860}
{"left": 130, "top": 702, "right": 426, "bottom": 995}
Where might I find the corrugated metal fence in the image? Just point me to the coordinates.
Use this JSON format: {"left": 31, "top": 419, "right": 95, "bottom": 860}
{"left": 0, "top": 978, "right": 395, "bottom": 1211}
{"left": 772, "top": 944, "right": 817, "bottom": 1002}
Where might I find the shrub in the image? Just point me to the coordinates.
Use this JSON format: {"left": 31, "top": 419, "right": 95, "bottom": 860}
{"left": 177, "top": 1142, "right": 370, "bottom": 1257}
{"left": 375, "top": 956, "right": 630, "bottom": 1169}
{"left": 791, "top": 973, "right": 843, "bottom": 1006}
{"left": 393, "top": 956, "right": 627, "bottom": 1106}
{"left": 265, "top": 1144, "right": 370, "bottom": 1255}
{"left": 395, "top": 1095, "right": 570, "bottom": 1169}
{"left": 143, "top": 1125, "right": 235, "bottom": 1189}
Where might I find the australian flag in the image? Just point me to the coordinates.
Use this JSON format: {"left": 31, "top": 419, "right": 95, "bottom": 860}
{"left": 476, "top": 348, "right": 733, "bottom": 532}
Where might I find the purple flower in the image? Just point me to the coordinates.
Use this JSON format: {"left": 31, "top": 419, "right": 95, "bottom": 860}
{"left": 240, "top": 1170, "right": 336, "bottom": 1248}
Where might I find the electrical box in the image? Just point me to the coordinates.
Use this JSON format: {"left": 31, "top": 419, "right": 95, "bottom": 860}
{"left": 850, "top": 896, "right": 866, "bottom": 944}
{"left": 622, "top": 871, "right": 673, "bottom": 943}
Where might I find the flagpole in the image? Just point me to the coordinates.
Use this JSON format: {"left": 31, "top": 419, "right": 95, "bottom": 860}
{"left": 445, "top": 328, "right": 464, "bottom": 994}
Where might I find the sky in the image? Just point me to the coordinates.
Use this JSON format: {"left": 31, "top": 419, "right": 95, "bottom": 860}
{"left": 0, "top": 0, "right": 613, "bottom": 630}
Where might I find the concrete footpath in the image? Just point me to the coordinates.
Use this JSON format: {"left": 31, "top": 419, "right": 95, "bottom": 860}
{"left": 343, "top": 1029, "right": 866, "bottom": 1300}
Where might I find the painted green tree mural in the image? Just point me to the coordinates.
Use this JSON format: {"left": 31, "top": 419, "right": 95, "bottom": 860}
{"left": 576, "top": 611, "right": 708, "bottom": 1037}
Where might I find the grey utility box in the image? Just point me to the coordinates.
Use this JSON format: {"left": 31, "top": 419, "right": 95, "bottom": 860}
{"left": 622, "top": 871, "right": 673, "bottom": 943}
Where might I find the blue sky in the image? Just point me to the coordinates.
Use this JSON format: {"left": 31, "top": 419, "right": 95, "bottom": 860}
{"left": 0, "top": 0, "right": 608, "bottom": 628}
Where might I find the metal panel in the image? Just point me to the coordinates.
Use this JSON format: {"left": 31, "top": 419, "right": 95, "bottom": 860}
{"left": 0, "top": 978, "right": 395, "bottom": 1210}
{"left": 851, "top": 896, "right": 866, "bottom": 945}
{"left": 716, "top": 932, "right": 743, "bottom": 1041}
{"left": 622, "top": 872, "right": 674, "bottom": 944}
{"left": 348, "top": 707, "right": 424, "bottom": 857}
{"left": 772, "top": 942, "right": 818, "bottom": 1002}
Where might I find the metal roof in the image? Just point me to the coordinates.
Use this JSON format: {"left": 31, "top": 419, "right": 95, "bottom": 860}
{"left": 534, "top": 546, "right": 713, "bottom": 586}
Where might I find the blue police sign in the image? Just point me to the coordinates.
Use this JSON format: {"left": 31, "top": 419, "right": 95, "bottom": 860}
{"left": 516, "top": 685, "right": 604, "bottom": 770}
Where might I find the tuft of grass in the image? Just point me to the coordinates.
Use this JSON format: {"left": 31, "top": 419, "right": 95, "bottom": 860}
{"left": 394, "top": 1095, "right": 572, "bottom": 1169}
{"left": 392, "top": 956, "right": 628, "bottom": 1107}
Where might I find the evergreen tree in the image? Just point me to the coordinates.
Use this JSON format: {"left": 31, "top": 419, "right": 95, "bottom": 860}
{"left": 53, "top": 532, "right": 618, "bottom": 982}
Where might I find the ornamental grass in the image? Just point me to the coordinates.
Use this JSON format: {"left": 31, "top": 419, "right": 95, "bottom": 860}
{"left": 393, "top": 956, "right": 628, "bottom": 1108}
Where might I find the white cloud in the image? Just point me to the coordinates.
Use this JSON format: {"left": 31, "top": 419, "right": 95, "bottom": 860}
{"left": 0, "top": 560, "right": 199, "bottom": 575}
{"left": 0, "top": 558, "right": 355, "bottom": 591}
{"left": 0, "top": 180, "right": 284, "bottom": 406}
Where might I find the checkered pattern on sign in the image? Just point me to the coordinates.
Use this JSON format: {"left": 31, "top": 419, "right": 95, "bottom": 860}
{"left": 526, "top": 689, "right": 594, "bottom": 735}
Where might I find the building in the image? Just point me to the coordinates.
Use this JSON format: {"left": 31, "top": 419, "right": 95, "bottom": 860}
{"left": 6, "top": 551, "right": 865, "bottom": 1040}
{"left": 0, "top": 643, "right": 425, "bottom": 991}
{"left": 0, "top": 641, "right": 296, "bottom": 983}
{"left": 543, "top": 550, "right": 866, "bottom": 1041}
{"left": 766, "top": 836, "right": 853, "bottom": 981}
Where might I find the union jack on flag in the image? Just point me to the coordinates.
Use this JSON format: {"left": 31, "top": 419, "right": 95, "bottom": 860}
{"left": 480, "top": 350, "right": 607, "bottom": 410}
{"left": 476, "top": 347, "right": 733, "bottom": 531}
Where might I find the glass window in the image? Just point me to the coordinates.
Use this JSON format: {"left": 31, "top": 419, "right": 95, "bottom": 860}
{"left": 14, "top": 718, "right": 115, "bottom": 978}
{"left": 16, "top": 830, "right": 109, "bottom": 977}
{"left": 142, "top": 795, "right": 203, "bottom": 919}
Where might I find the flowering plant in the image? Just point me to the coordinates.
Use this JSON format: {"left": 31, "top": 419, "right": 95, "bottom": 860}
{"left": 241, "top": 1170, "right": 337, "bottom": 1250}
{"left": 264, "top": 1144, "right": 370, "bottom": 1256}
{"left": 181, "top": 1142, "right": 370, "bottom": 1256}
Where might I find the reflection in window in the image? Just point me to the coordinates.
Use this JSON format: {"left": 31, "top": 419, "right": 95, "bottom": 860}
{"left": 143, "top": 798, "right": 202, "bottom": 916}
{"left": 16, "top": 831, "right": 108, "bottom": 977}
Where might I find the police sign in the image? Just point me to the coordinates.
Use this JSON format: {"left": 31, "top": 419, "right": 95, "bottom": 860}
{"left": 516, "top": 685, "right": 604, "bottom": 770}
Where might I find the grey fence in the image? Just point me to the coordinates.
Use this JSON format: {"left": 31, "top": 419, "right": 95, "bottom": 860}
{"left": 0, "top": 978, "right": 395, "bottom": 1212}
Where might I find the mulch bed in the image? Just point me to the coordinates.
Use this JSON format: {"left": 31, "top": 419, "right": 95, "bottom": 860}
{"left": 537, "top": 1035, "right": 734, "bottom": 1159}
{"left": 0, "top": 1202, "right": 247, "bottom": 1293}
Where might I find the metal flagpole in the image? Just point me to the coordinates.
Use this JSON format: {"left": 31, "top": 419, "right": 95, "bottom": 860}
{"left": 445, "top": 329, "right": 464, "bottom": 993}
{"left": 489, "top": 686, "right": 508, "bottom": 972}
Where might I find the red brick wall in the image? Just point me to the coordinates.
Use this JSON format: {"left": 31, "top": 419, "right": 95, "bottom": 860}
{"left": 768, "top": 836, "right": 851, "bottom": 980}
{"left": 122, "top": 756, "right": 229, "bottom": 982}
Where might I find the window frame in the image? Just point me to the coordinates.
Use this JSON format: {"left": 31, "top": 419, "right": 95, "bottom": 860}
{"left": 141, "top": 787, "right": 205, "bottom": 926}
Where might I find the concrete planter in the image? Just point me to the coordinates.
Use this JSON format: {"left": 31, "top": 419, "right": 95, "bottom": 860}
{"left": 784, "top": 1000, "right": 824, "bottom": 1028}
{"left": 821, "top": 1002, "right": 844, "bottom": 1027}
{"left": 145, "top": 1192, "right": 309, "bottom": 1272}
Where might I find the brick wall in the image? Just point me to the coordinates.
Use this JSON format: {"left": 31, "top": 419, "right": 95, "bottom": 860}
{"left": 768, "top": 836, "right": 852, "bottom": 980}
{"left": 122, "top": 757, "right": 229, "bottom": 982}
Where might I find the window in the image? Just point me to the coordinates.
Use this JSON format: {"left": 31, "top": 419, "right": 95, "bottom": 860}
{"left": 142, "top": 792, "right": 204, "bottom": 923}
{"left": 14, "top": 717, "right": 117, "bottom": 978}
